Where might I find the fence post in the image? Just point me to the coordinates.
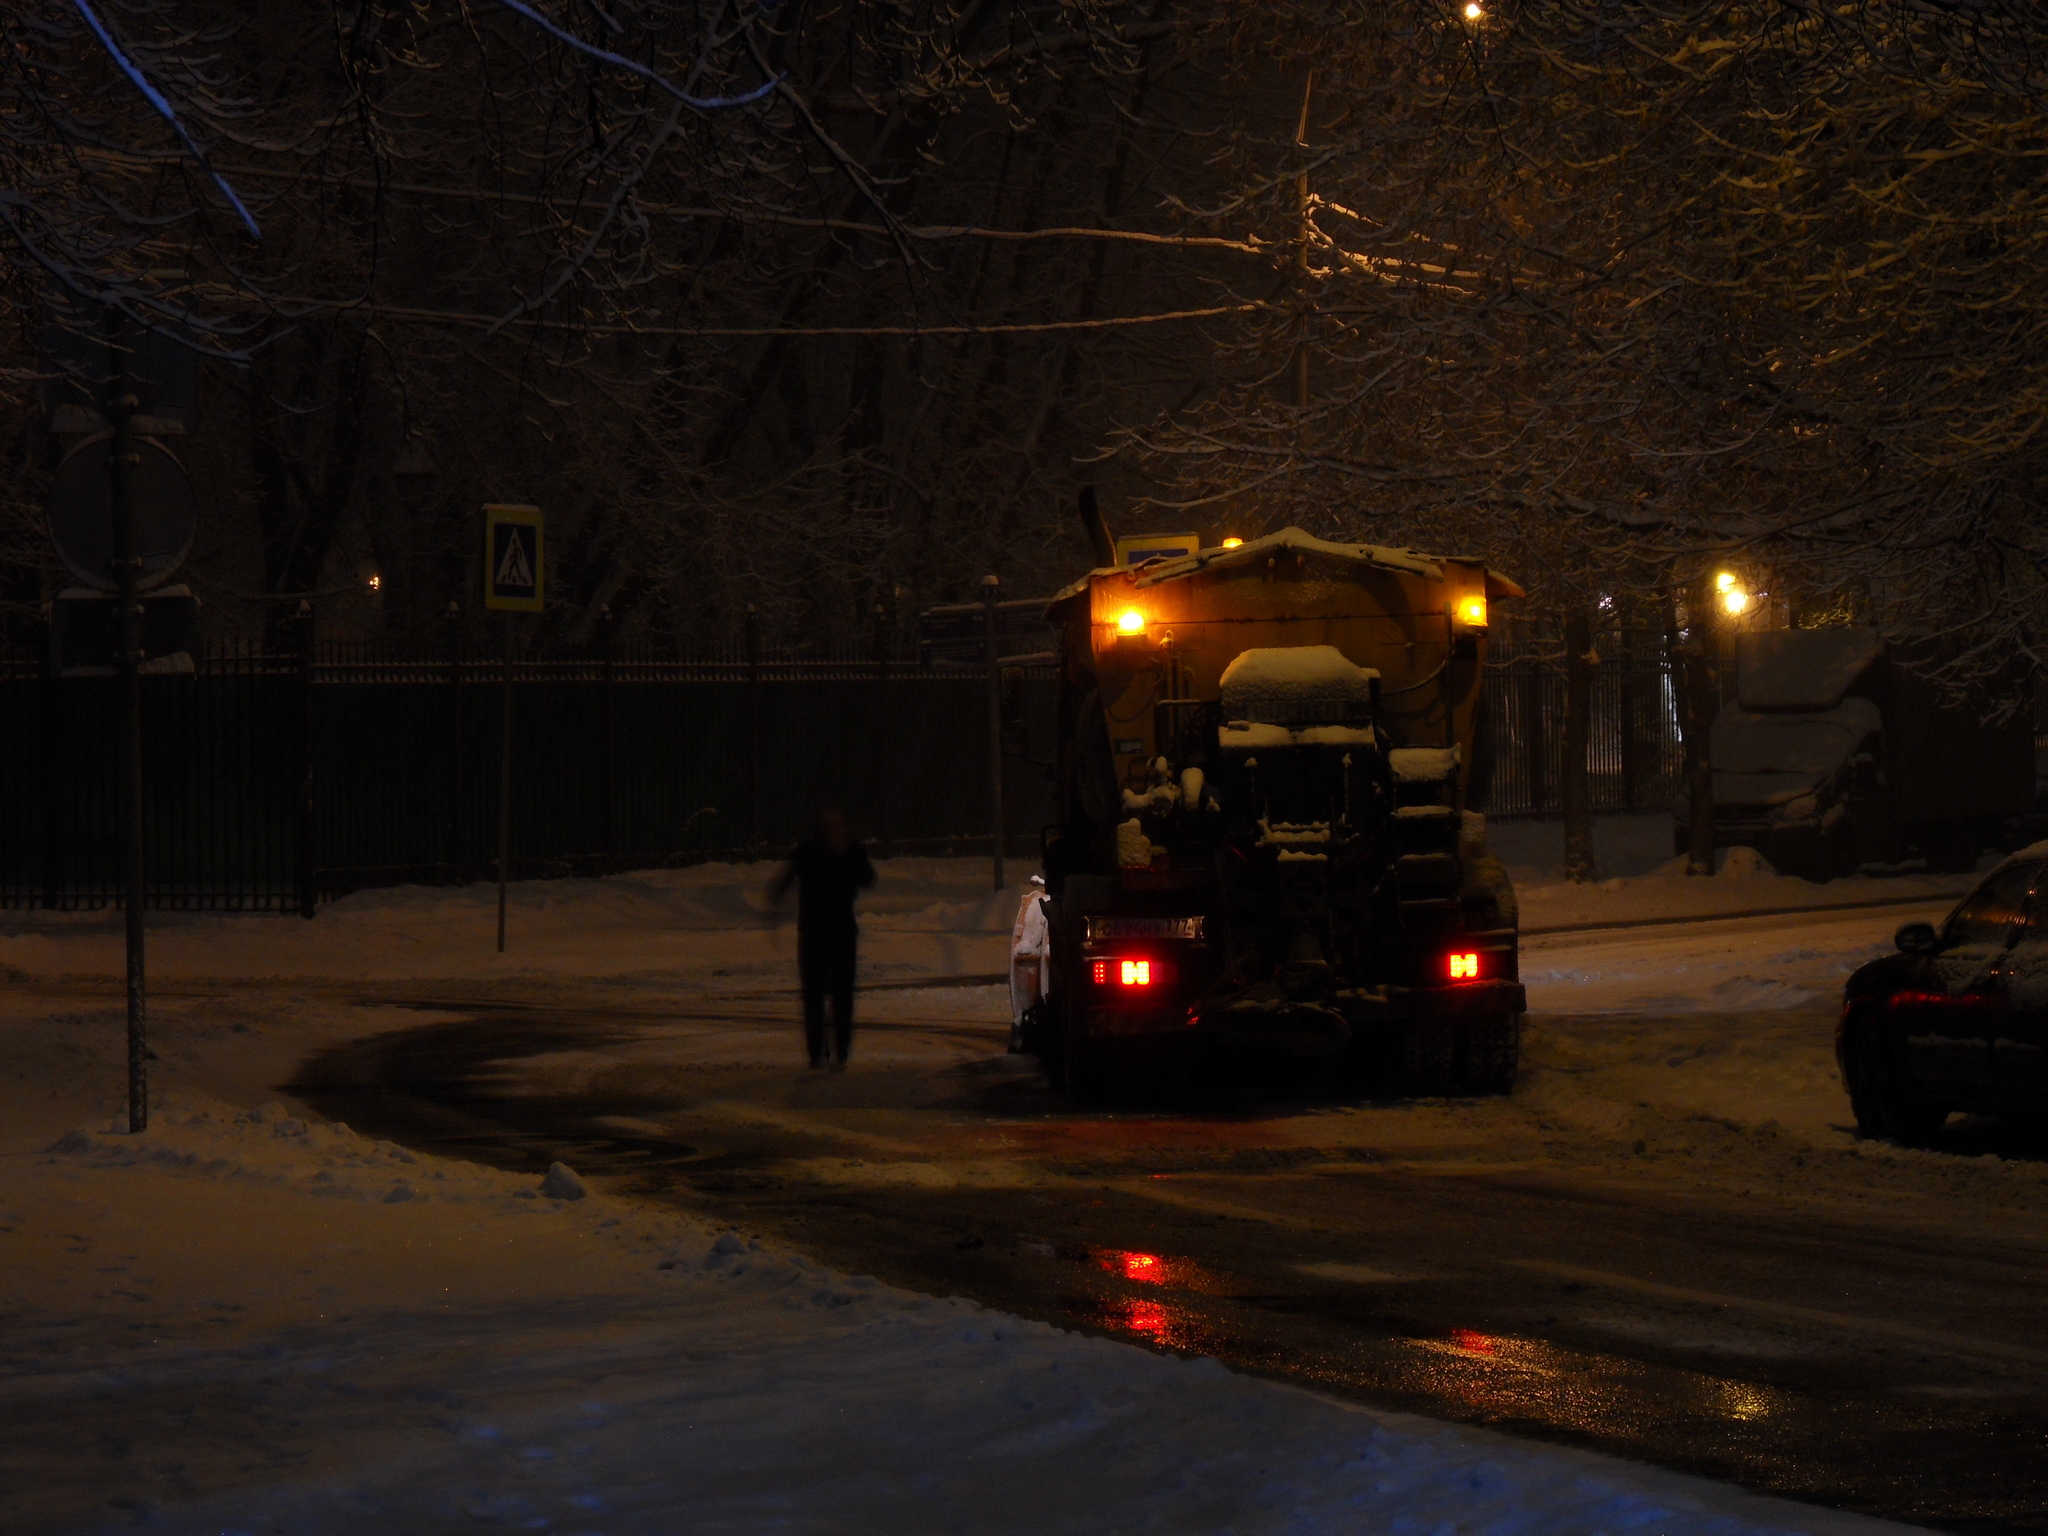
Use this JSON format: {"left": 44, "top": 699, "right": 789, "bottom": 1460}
{"left": 39, "top": 635, "right": 62, "bottom": 909}
{"left": 872, "top": 600, "right": 893, "bottom": 859}
{"left": 1618, "top": 626, "right": 1640, "bottom": 813}
{"left": 1562, "top": 608, "right": 1596, "bottom": 882}
{"left": 445, "top": 601, "right": 462, "bottom": 880}
{"left": 496, "top": 609, "right": 514, "bottom": 953}
{"left": 600, "top": 603, "right": 616, "bottom": 865}
{"left": 296, "top": 600, "right": 317, "bottom": 920}
{"left": 744, "top": 604, "right": 760, "bottom": 852}
{"left": 982, "top": 574, "right": 1004, "bottom": 891}
{"left": 1670, "top": 586, "right": 1719, "bottom": 876}
{"left": 1520, "top": 626, "right": 1547, "bottom": 812}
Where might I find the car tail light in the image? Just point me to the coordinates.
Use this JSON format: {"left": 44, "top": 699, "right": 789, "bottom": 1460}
{"left": 1092, "top": 957, "right": 1154, "bottom": 987}
{"left": 1448, "top": 951, "right": 1479, "bottom": 982}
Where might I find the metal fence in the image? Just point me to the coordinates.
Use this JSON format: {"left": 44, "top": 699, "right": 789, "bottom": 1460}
{"left": 1477, "top": 626, "right": 1687, "bottom": 818}
{"left": 0, "top": 623, "right": 1681, "bottom": 911}
{"left": 0, "top": 641, "right": 1057, "bottom": 912}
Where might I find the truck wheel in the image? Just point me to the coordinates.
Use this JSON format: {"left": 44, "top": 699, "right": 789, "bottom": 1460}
{"left": 1842, "top": 1008, "right": 1944, "bottom": 1145}
{"left": 1455, "top": 1015, "right": 1520, "bottom": 1096}
{"left": 1064, "top": 1026, "right": 1120, "bottom": 1106}
{"left": 1052, "top": 877, "right": 1116, "bottom": 1102}
{"left": 1019, "top": 998, "right": 1054, "bottom": 1061}
{"left": 1402, "top": 1018, "right": 1454, "bottom": 1097}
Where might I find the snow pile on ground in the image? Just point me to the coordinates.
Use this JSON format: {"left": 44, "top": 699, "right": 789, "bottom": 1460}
{"left": 1422, "top": 813, "right": 1988, "bottom": 932}
{"left": 5, "top": 1084, "right": 1912, "bottom": 1536}
{"left": 1519, "top": 907, "right": 1914, "bottom": 1016}
{"left": 0, "top": 855, "right": 1029, "bottom": 987}
{"left": 0, "top": 835, "right": 1984, "bottom": 994}
{"left": 1519, "top": 1009, "right": 1854, "bottom": 1150}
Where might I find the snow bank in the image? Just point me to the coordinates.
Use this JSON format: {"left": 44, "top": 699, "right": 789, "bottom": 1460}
{"left": 0, "top": 855, "right": 1032, "bottom": 987}
{"left": 1513, "top": 858, "right": 1974, "bottom": 933}
{"left": 1490, "top": 812, "right": 1980, "bottom": 934}
{"left": 0, "top": 826, "right": 1985, "bottom": 995}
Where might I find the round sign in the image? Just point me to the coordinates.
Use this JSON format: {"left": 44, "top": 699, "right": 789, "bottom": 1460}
{"left": 45, "top": 433, "right": 197, "bottom": 593}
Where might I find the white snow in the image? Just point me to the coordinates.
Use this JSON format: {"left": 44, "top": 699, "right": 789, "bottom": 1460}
{"left": 1218, "top": 721, "right": 1377, "bottom": 750}
{"left": 0, "top": 855, "right": 1964, "bottom": 1534}
{"left": 1219, "top": 643, "right": 1377, "bottom": 723}
{"left": 1736, "top": 628, "right": 1883, "bottom": 711}
{"left": 1519, "top": 901, "right": 1931, "bottom": 1017}
{"left": 1116, "top": 818, "right": 1153, "bottom": 868}
{"left": 540, "top": 1160, "right": 588, "bottom": 1200}
{"left": 0, "top": 855, "right": 1032, "bottom": 989}
{"left": 1390, "top": 744, "right": 1460, "bottom": 783}
{"left": 1489, "top": 814, "right": 1982, "bottom": 932}
{"left": 4, "top": 1038, "right": 1916, "bottom": 1536}
{"left": 1257, "top": 820, "right": 1332, "bottom": 848}
{"left": 1218, "top": 720, "right": 1290, "bottom": 750}
{"left": 1293, "top": 723, "right": 1377, "bottom": 747}
{"left": 1711, "top": 697, "right": 1881, "bottom": 806}
{"left": 1131, "top": 524, "right": 1444, "bottom": 588}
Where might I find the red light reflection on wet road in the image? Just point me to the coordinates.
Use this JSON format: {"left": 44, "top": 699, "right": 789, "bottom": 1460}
{"left": 1115, "top": 1299, "right": 1172, "bottom": 1339}
{"left": 1088, "top": 1247, "right": 1241, "bottom": 1293}
{"left": 1099, "top": 1296, "right": 1220, "bottom": 1354}
{"left": 1110, "top": 1250, "right": 1164, "bottom": 1283}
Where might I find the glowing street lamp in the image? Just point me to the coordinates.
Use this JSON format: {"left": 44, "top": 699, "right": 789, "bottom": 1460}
{"left": 1463, "top": 2, "right": 1483, "bottom": 18}
{"left": 1715, "top": 570, "right": 1751, "bottom": 617}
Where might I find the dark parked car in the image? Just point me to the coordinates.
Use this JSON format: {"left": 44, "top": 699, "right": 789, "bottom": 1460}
{"left": 1838, "top": 844, "right": 2048, "bottom": 1141}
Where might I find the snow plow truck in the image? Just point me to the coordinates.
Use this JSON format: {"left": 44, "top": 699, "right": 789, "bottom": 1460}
{"left": 1023, "top": 503, "right": 1527, "bottom": 1102}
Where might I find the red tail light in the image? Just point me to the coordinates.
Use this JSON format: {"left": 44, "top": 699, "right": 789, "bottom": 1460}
{"left": 1448, "top": 952, "right": 1479, "bottom": 982}
{"left": 1092, "top": 957, "right": 1154, "bottom": 987}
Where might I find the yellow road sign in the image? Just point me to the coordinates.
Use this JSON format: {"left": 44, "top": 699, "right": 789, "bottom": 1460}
{"left": 484, "top": 504, "right": 544, "bottom": 612}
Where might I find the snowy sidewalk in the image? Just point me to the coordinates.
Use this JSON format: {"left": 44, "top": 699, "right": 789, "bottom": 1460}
{"left": 0, "top": 837, "right": 1986, "bottom": 992}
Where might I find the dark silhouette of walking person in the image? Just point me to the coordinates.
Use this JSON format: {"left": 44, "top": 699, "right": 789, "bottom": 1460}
{"left": 767, "top": 808, "right": 875, "bottom": 1069}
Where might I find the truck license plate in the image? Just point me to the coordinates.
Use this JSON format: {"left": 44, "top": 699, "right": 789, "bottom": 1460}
{"left": 1086, "top": 915, "right": 1205, "bottom": 941}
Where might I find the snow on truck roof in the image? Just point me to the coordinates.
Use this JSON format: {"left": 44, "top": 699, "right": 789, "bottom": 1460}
{"left": 1045, "top": 526, "right": 1525, "bottom": 609}
{"left": 1220, "top": 645, "right": 1378, "bottom": 724}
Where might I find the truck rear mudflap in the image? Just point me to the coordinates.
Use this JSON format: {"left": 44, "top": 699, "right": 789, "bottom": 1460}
{"left": 1096, "top": 979, "right": 1526, "bottom": 1046}
{"left": 1373, "top": 979, "right": 1527, "bottom": 1020}
{"left": 1065, "top": 975, "right": 1523, "bottom": 1097}
{"left": 1132, "top": 978, "right": 1522, "bottom": 1050}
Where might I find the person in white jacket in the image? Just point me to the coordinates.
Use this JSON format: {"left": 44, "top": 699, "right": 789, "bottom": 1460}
{"left": 1009, "top": 874, "right": 1050, "bottom": 1052}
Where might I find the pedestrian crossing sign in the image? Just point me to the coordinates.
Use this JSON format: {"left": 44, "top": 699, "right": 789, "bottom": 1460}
{"left": 483, "top": 504, "right": 544, "bottom": 613}
{"left": 1114, "top": 532, "right": 1198, "bottom": 568}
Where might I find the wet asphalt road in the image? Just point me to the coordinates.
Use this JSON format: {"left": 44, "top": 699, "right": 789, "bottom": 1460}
{"left": 289, "top": 997, "right": 2048, "bottom": 1535}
